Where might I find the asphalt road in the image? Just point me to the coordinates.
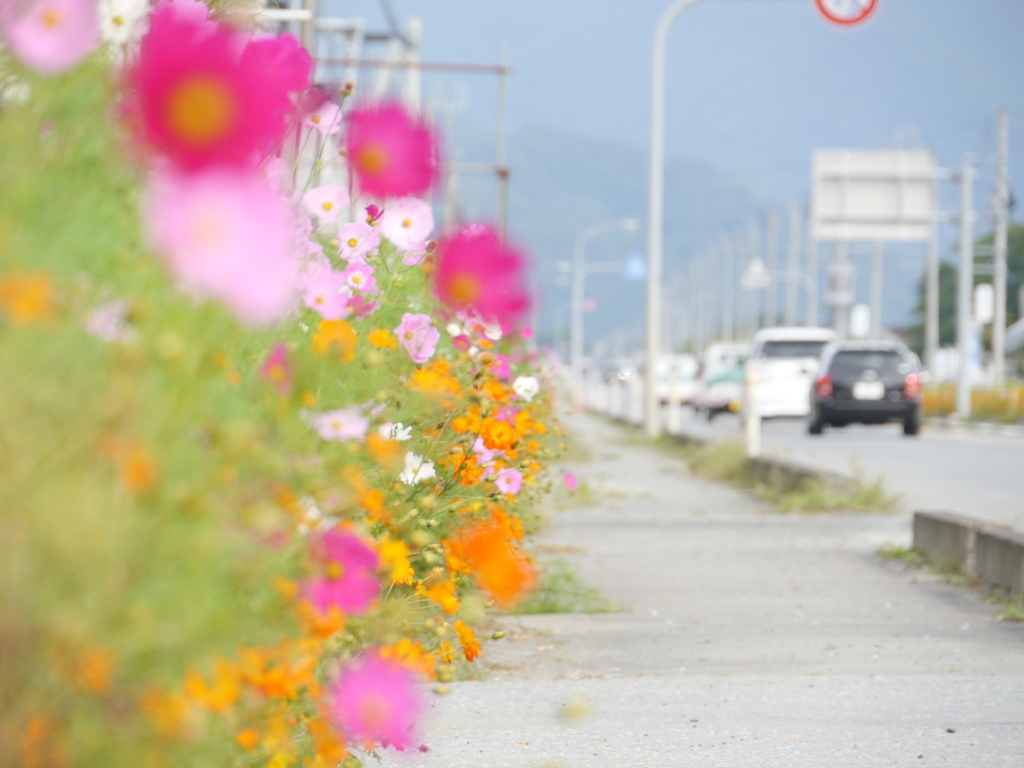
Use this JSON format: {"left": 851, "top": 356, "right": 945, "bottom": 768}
{"left": 670, "top": 409, "right": 1024, "bottom": 531}
{"left": 380, "top": 412, "right": 1024, "bottom": 768}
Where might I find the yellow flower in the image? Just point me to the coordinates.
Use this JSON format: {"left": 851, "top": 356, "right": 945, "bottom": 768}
{"left": 0, "top": 272, "right": 55, "bottom": 324}
{"left": 368, "top": 328, "right": 399, "bottom": 349}
{"left": 312, "top": 320, "right": 357, "bottom": 360}
{"left": 378, "top": 536, "right": 414, "bottom": 585}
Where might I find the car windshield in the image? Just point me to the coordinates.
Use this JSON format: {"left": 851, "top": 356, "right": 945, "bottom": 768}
{"left": 829, "top": 350, "right": 908, "bottom": 377}
{"left": 759, "top": 340, "right": 828, "bottom": 359}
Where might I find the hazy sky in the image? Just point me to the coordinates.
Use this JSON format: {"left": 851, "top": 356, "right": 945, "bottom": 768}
{"left": 332, "top": 0, "right": 1024, "bottom": 207}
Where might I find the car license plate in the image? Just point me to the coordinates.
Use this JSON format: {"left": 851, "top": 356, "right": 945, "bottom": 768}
{"left": 852, "top": 380, "right": 884, "bottom": 400}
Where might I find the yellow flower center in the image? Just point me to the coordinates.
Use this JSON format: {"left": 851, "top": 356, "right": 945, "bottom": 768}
{"left": 326, "top": 561, "right": 345, "bottom": 580}
{"left": 404, "top": 332, "right": 414, "bottom": 340}
{"left": 321, "top": 201, "right": 333, "bottom": 211}
{"left": 358, "top": 693, "right": 391, "bottom": 730}
{"left": 112, "top": 14, "right": 124, "bottom": 26}
{"left": 356, "top": 144, "right": 389, "bottom": 175}
{"left": 165, "top": 75, "right": 238, "bottom": 147}
{"left": 402, "top": 219, "right": 412, "bottom": 229}
{"left": 311, "top": 114, "right": 322, "bottom": 124}
{"left": 347, "top": 238, "right": 359, "bottom": 248}
{"left": 448, "top": 273, "right": 480, "bottom": 305}
{"left": 42, "top": 7, "right": 63, "bottom": 27}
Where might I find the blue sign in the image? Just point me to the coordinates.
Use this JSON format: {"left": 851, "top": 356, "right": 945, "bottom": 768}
{"left": 623, "top": 252, "right": 647, "bottom": 281}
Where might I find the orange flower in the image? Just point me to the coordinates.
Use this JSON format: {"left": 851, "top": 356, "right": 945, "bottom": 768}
{"left": 100, "top": 439, "right": 160, "bottom": 494}
{"left": 379, "top": 638, "right": 437, "bottom": 680}
{"left": 139, "top": 687, "right": 190, "bottom": 738}
{"left": 312, "top": 319, "right": 357, "bottom": 360}
{"left": 378, "top": 536, "right": 414, "bottom": 585}
{"left": 236, "top": 729, "right": 261, "bottom": 751}
{"left": 437, "top": 640, "right": 455, "bottom": 665}
{"left": 408, "top": 358, "right": 462, "bottom": 400}
{"left": 454, "top": 620, "right": 481, "bottom": 662}
{"left": 307, "top": 715, "right": 348, "bottom": 764}
{"left": 479, "top": 418, "right": 516, "bottom": 452}
{"left": 418, "top": 578, "right": 459, "bottom": 614}
{"left": 367, "top": 432, "right": 403, "bottom": 472}
{"left": 184, "top": 659, "right": 240, "bottom": 713}
{"left": 455, "top": 521, "right": 535, "bottom": 607}
{"left": 19, "top": 715, "right": 66, "bottom": 768}
{"left": 367, "top": 328, "right": 399, "bottom": 349}
{"left": 0, "top": 272, "right": 55, "bottom": 324}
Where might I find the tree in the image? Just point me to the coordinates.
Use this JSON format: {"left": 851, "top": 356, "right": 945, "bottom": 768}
{"left": 906, "top": 223, "right": 1024, "bottom": 356}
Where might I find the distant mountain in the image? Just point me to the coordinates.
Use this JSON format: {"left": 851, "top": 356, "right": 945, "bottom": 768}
{"left": 449, "top": 124, "right": 767, "bottom": 350}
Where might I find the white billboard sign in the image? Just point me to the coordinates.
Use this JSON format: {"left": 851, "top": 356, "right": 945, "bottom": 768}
{"left": 810, "top": 150, "right": 937, "bottom": 243}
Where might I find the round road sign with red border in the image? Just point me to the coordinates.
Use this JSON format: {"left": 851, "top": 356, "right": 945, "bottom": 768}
{"left": 814, "top": 0, "right": 879, "bottom": 26}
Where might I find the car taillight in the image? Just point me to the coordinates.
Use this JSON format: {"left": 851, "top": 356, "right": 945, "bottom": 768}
{"left": 816, "top": 374, "right": 833, "bottom": 398}
{"left": 904, "top": 372, "right": 921, "bottom": 399}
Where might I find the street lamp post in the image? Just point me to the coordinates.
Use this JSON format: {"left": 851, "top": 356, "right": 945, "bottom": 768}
{"left": 645, "top": 0, "right": 709, "bottom": 438}
{"left": 570, "top": 218, "right": 640, "bottom": 389}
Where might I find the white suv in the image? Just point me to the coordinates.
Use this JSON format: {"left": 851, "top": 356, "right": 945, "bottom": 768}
{"left": 744, "top": 327, "right": 839, "bottom": 419}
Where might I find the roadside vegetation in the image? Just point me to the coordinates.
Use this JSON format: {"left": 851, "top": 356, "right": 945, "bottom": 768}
{"left": 653, "top": 435, "right": 900, "bottom": 513}
{"left": 878, "top": 544, "right": 1024, "bottom": 622}
{"left": 923, "top": 385, "right": 1024, "bottom": 424}
{"left": 511, "top": 558, "right": 618, "bottom": 615}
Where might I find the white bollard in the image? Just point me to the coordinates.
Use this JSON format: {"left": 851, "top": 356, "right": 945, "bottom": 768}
{"left": 745, "top": 398, "right": 761, "bottom": 458}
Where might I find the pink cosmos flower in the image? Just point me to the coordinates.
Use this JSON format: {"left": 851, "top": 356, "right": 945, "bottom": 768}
{"left": 143, "top": 167, "right": 297, "bottom": 325}
{"left": 303, "top": 184, "right": 350, "bottom": 224}
{"left": 490, "top": 354, "right": 511, "bottom": 380}
{"left": 365, "top": 204, "right": 384, "bottom": 224}
{"left": 311, "top": 408, "right": 369, "bottom": 441}
{"left": 379, "top": 197, "right": 433, "bottom": 252}
{"left": 337, "top": 221, "right": 379, "bottom": 262}
{"left": 563, "top": 471, "right": 578, "bottom": 491}
{"left": 2, "top": 0, "right": 100, "bottom": 74}
{"left": 260, "top": 343, "right": 292, "bottom": 395}
{"left": 452, "top": 334, "right": 471, "bottom": 352}
{"left": 328, "top": 652, "right": 423, "bottom": 750}
{"left": 125, "top": 3, "right": 292, "bottom": 170}
{"left": 85, "top": 299, "right": 134, "bottom": 343}
{"left": 304, "top": 100, "right": 343, "bottom": 135}
{"left": 472, "top": 436, "right": 502, "bottom": 466}
{"left": 433, "top": 224, "right": 530, "bottom": 330}
{"left": 302, "top": 529, "right": 380, "bottom": 615}
{"left": 349, "top": 294, "right": 378, "bottom": 319}
{"left": 394, "top": 312, "right": 439, "bottom": 364}
{"left": 256, "top": 155, "right": 290, "bottom": 194}
{"left": 341, "top": 262, "right": 376, "bottom": 295}
{"left": 240, "top": 33, "right": 311, "bottom": 95}
{"left": 495, "top": 467, "right": 523, "bottom": 496}
{"left": 520, "top": 325, "right": 534, "bottom": 340}
{"left": 346, "top": 101, "right": 438, "bottom": 198}
{"left": 303, "top": 264, "right": 351, "bottom": 320}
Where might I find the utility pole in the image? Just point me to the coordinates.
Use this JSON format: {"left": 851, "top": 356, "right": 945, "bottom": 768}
{"left": 830, "top": 242, "right": 852, "bottom": 337}
{"left": 956, "top": 157, "right": 975, "bottom": 418}
{"left": 925, "top": 203, "right": 940, "bottom": 373}
{"left": 993, "top": 107, "right": 1009, "bottom": 385}
{"left": 763, "top": 211, "right": 779, "bottom": 328}
{"left": 870, "top": 241, "right": 884, "bottom": 338}
{"left": 748, "top": 220, "right": 762, "bottom": 335}
{"left": 785, "top": 203, "right": 801, "bottom": 326}
{"left": 495, "top": 42, "right": 510, "bottom": 238}
{"left": 721, "top": 234, "right": 734, "bottom": 339}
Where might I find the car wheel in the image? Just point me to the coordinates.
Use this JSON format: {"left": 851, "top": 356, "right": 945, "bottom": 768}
{"left": 902, "top": 414, "right": 919, "bottom": 436}
{"left": 807, "top": 414, "right": 824, "bottom": 435}
{"left": 705, "top": 407, "right": 715, "bottom": 422}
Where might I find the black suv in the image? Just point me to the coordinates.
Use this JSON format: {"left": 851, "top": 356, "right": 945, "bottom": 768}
{"left": 808, "top": 341, "right": 922, "bottom": 436}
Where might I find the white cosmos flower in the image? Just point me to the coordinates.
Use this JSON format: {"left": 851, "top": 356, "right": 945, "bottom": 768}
{"left": 379, "top": 422, "right": 413, "bottom": 441}
{"left": 99, "top": 0, "right": 150, "bottom": 48}
{"left": 399, "top": 452, "right": 436, "bottom": 485}
{"left": 513, "top": 375, "right": 540, "bottom": 402}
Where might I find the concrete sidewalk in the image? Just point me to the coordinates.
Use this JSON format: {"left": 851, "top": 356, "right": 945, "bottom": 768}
{"left": 384, "top": 413, "right": 1024, "bottom": 768}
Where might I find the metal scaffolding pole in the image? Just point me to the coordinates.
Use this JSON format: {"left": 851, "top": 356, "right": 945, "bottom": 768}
{"left": 870, "top": 241, "right": 884, "bottom": 338}
{"left": 763, "top": 211, "right": 779, "bottom": 328}
{"left": 805, "top": 209, "right": 819, "bottom": 327}
{"left": 720, "top": 234, "right": 734, "bottom": 339}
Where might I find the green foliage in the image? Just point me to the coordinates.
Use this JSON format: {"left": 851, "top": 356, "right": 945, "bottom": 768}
{"left": 905, "top": 224, "right": 1024, "bottom": 356}
{"left": 510, "top": 559, "right": 616, "bottom": 615}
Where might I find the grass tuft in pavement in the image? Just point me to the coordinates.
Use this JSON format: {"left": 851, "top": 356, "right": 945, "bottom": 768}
{"left": 511, "top": 558, "right": 618, "bottom": 615}
{"left": 655, "top": 436, "right": 900, "bottom": 514}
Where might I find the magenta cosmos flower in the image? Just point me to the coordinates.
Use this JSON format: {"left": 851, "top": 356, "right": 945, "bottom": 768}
{"left": 302, "top": 529, "right": 380, "bottom": 615}
{"left": 495, "top": 467, "right": 523, "bottom": 496}
{"left": 328, "top": 652, "right": 423, "bottom": 751}
{"left": 433, "top": 225, "right": 531, "bottom": 330}
{"left": 144, "top": 167, "right": 297, "bottom": 325}
{"left": 394, "top": 312, "right": 439, "bottom": 364}
{"left": 125, "top": 2, "right": 296, "bottom": 170}
{"left": 303, "top": 264, "right": 351, "bottom": 320}
{"left": 1, "top": 0, "right": 100, "bottom": 74}
{"left": 345, "top": 101, "right": 438, "bottom": 198}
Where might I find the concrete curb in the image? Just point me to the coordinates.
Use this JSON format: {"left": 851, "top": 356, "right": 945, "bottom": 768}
{"left": 923, "top": 416, "right": 1024, "bottom": 438}
{"left": 913, "top": 510, "right": 1024, "bottom": 595}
